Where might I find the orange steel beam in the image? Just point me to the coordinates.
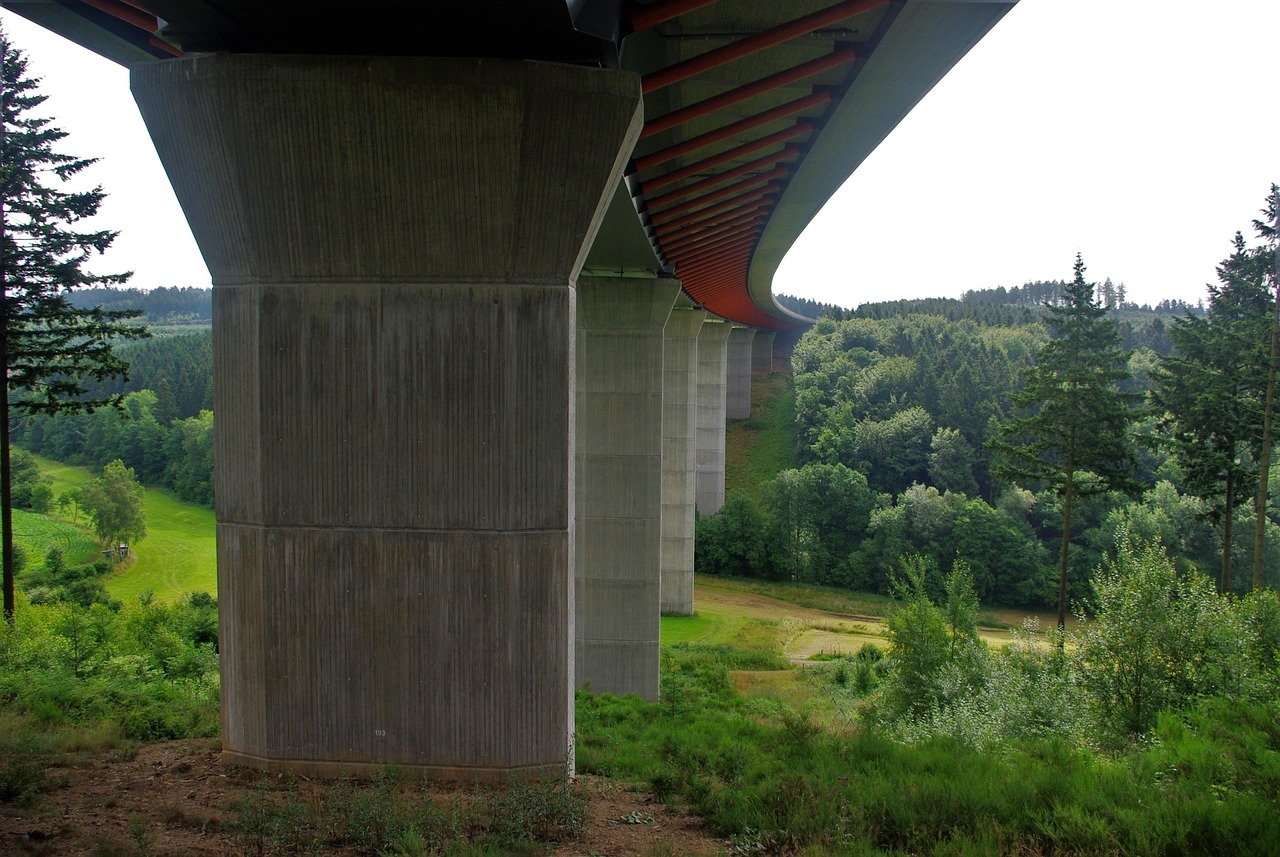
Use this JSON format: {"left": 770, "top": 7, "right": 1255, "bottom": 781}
{"left": 641, "top": 0, "right": 888, "bottom": 94}
{"left": 662, "top": 204, "right": 766, "bottom": 240}
{"left": 634, "top": 90, "right": 831, "bottom": 172}
{"left": 631, "top": 0, "right": 720, "bottom": 32}
{"left": 663, "top": 225, "right": 762, "bottom": 259}
{"left": 651, "top": 182, "right": 780, "bottom": 230}
{"left": 649, "top": 164, "right": 789, "bottom": 217}
{"left": 677, "top": 233, "right": 760, "bottom": 260}
{"left": 641, "top": 46, "right": 855, "bottom": 139}
{"left": 643, "top": 146, "right": 800, "bottom": 209}
{"left": 663, "top": 218, "right": 764, "bottom": 254}
{"left": 670, "top": 239, "right": 759, "bottom": 268}
{"left": 655, "top": 195, "right": 773, "bottom": 239}
{"left": 649, "top": 174, "right": 777, "bottom": 224}
{"left": 664, "top": 227, "right": 762, "bottom": 260}
{"left": 639, "top": 121, "right": 811, "bottom": 193}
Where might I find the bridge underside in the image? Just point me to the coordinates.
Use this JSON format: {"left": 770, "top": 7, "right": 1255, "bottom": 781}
{"left": 4, "top": 0, "right": 1018, "bottom": 779}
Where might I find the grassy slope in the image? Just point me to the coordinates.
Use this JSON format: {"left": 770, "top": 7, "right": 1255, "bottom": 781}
{"left": 28, "top": 452, "right": 216, "bottom": 603}
{"left": 724, "top": 369, "right": 797, "bottom": 500}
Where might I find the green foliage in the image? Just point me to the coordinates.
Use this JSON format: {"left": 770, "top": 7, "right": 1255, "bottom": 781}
{"left": 1075, "top": 535, "right": 1251, "bottom": 738}
{"left": 576, "top": 605, "right": 1280, "bottom": 855}
{"left": 0, "top": 594, "right": 219, "bottom": 748}
{"left": 882, "top": 558, "right": 986, "bottom": 720}
{"left": 761, "top": 462, "right": 873, "bottom": 585}
{"left": 994, "top": 254, "right": 1141, "bottom": 627}
{"left": 1152, "top": 194, "right": 1277, "bottom": 591}
{"left": 14, "top": 388, "right": 216, "bottom": 506}
{"left": 694, "top": 493, "right": 768, "bottom": 578}
{"left": 79, "top": 459, "right": 147, "bottom": 548}
{"left": 8, "top": 447, "right": 51, "bottom": 512}
{"left": 794, "top": 312, "right": 1044, "bottom": 498}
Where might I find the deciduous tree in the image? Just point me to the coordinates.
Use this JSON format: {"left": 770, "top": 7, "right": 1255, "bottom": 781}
{"left": 79, "top": 459, "right": 146, "bottom": 551}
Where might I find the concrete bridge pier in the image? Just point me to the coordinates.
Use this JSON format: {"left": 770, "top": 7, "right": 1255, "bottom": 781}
{"left": 575, "top": 276, "right": 680, "bottom": 700}
{"left": 753, "top": 330, "right": 777, "bottom": 374}
{"left": 660, "top": 303, "right": 706, "bottom": 616}
{"left": 726, "top": 326, "right": 756, "bottom": 420}
{"left": 131, "top": 55, "right": 641, "bottom": 780}
{"left": 695, "top": 319, "right": 732, "bottom": 515}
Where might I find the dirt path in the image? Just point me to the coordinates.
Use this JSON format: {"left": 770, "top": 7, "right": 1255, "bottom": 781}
{"left": 0, "top": 741, "right": 723, "bottom": 856}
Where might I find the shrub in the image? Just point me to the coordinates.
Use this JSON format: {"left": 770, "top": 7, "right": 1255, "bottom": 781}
{"left": 1075, "top": 534, "right": 1247, "bottom": 738}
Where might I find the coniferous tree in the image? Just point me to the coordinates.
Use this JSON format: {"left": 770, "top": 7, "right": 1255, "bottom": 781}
{"left": 993, "top": 255, "right": 1140, "bottom": 631}
{"left": 1153, "top": 191, "right": 1276, "bottom": 592}
{"left": 0, "top": 28, "right": 148, "bottom": 620}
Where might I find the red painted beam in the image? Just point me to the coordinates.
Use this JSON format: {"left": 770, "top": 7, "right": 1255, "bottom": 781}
{"left": 634, "top": 90, "right": 831, "bottom": 172}
{"left": 639, "top": 121, "right": 811, "bottom": 193}
{"left": 641, "top": 0, "right": 888, "bottom": 94}
{"left": 651, "top": 183, "right": 780, "bottom": 231}
{"left": 661, "top": 213, "right": 765, "bottom": 252}
{"left": 655, "top": 196, "right": 774, "bottom": 240}
{"left": 641, "top": 46, "right": 855, "bottom": 139}
{"left": 631, "top": 0, "right": 720, "bottom": 32}
{"left": 643, "top": 146, "right": 799, "bottom": 209}
{"left": 649, "top": 165, "right": 789, "bottom": 218}
{"left": 665, "top": 227, "right": 761, "bottom": 258}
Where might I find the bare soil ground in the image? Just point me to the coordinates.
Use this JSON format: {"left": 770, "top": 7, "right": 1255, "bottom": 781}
{"left": 0, "top": 740, "right": 723, "bottom": 856}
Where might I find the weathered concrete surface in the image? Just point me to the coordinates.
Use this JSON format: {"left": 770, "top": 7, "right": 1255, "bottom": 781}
{"left": 726, "top": 326, "right": 756, "bottom": 420}
{"left": 132, "top": 55, "right": 641, "bottom": 780}
{"left": 576, "top": 276, "right": 680, "bottom": 701}
{"left": 695, "top": 319, "right": 732, "bottom": 515}
{"left": 660, "top": 304, "right": 706, "bottom": 616}
{"left": 752, "top": 330, "right": 776, "bottom": 374}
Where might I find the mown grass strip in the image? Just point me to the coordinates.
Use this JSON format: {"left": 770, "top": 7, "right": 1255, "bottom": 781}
{"left": 27, "top": 451, "right": 216, "bottom": 603}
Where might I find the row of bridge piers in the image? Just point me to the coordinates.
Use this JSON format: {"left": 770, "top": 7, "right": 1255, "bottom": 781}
{"left": 131, "top": 52, "right": 789, "bottom": 779}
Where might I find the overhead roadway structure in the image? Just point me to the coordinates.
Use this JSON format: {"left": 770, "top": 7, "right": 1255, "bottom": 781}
{"left": 3, "top": 0, "right": 1018, "bottom": 780}
{"left": 6, "top": 0, "right": 1017, "bottom": 330}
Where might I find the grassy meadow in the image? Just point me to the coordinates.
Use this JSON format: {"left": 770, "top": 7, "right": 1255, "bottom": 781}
{"left": 23, "top": 452, "right": 216, "bottom": 602}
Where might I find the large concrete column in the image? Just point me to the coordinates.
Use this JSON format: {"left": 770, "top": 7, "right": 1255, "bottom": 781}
{"left": 752, "top": 330, "right": 777, "bottom": 374}
{"left": 132, "top": 56, "right": 641, "bottom": 780}
{"left": 696, "top": 319, "right": 732, "bottom": 515}
{"left": 660, "top": 303, "right": 706, "bottom": 616}
{"left": 575, "top": 276, "right": 680, "bottom": 700}
{"left": 726, "top": 327, "right": 756, "bottom": 420}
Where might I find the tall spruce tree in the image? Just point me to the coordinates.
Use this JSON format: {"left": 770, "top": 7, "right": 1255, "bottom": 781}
{"left": 1251, "top": 186, "right": 1278, "bottom": 589}
{"left": 1, "top": 28, "right": 147, "bottom": 621}
{"left": 1152, "top": 224, "right": 1272, "bottom": 592}
{"left": 993, "top": 255, "right": 1139, "bottom": 630}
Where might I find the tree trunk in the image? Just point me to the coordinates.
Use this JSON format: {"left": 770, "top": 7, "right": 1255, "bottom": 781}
{"left": 1, "top": 297, "right": 11, "bottom": 624}
{"left": 1255, "top": 233, "right": 1278, "bottom": 589}
{"left": 1057, "top": 476, "right": 1074, "bottom": 635}
{"left": 1222, "top": 472, "right": 1234, "bottom": 594}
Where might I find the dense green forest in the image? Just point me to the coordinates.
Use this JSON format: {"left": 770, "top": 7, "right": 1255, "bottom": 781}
{"left": 715, "top": 209, "right": 1279, "bottom": 609}
{"left": 67, "top": 285, "right": 211, "bottom": 326}
{"left": 12, "top": 332, "right": 214, "bottom": 507}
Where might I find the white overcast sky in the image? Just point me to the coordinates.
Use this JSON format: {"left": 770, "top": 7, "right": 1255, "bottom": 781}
{"left": 2, "top": 0, "right": 1277, "bottom": 310}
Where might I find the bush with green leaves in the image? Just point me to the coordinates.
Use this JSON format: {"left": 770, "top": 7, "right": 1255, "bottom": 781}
{"left": 880, "top": 556, "right": 986, "bottom": 719}
{"left": 1074, "top": 534, "right": 1256, "bottom": 738}
{"left": 0, "top": 593, "right": 219, "bottom": 745}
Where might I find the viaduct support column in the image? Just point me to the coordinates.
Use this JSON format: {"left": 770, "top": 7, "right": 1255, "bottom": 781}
{"left": 696, "top": 319, "right": 732, "bottom": 515}
{"left": 726, "top": 327, "right": 756, "bottom": 420}
{"left": 752, "top": 330, "right": 777, "bottom": 374}
{"left": 132, "top": 56, "right": 641, "bottom": 780}
{"left": 576, "top": 276, "right": 680, "bottom": 700}
{"left": 660, "top": 303, "right": 706, "bottom": 616}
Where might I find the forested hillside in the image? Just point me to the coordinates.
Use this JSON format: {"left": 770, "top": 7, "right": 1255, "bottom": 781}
{"left": 13, "top": 332, "right": 214, "bottom": 506}
{"left": 68, "top": 285, "right": 211, "bottom": 325}
{"left": 714, "top": 242, "right": 1278, "bottom": 608}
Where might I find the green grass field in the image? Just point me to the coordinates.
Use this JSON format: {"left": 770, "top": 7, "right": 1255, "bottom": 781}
{"left": 26, "top": 452, "right": 216, "bottom": 603}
